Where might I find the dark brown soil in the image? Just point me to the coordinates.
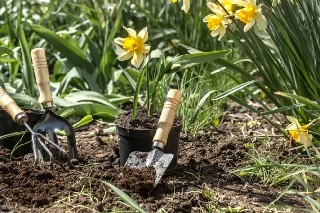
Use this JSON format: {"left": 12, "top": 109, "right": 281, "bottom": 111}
{"left": 0, "top": 102, "right": 310, "bottom": 212}
{"left": 115, "top": 107, "right": 182, "bottom": 129}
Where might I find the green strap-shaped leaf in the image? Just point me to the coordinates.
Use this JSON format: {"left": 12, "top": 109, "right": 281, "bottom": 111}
{"left": 29, "top": 24, "right": 99, "bottom": 91}
{"left": 64, "top": 91, "right": 118, "bottom": 109}
{"left": 56, "top": 103, "right": 122, "bottom": 121}
{"left": 275, "top": 92, "right": 320, "bottom": 111}
{"left": 0, "top": 47, "right": 13, "bottom": 56}
{"left": 16, "top": 24, "right": 35, "bottom": 97}
{"left": 213, "top": 80, "right": 258, "bottom": 100}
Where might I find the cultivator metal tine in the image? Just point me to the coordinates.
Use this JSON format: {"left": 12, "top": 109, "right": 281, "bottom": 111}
{"left": 37, "top": 133, "right": 68, "bottom": 157}
{"left": 31, "top": 134, "right": 44, "bottom": 163}
{"left": 48, "top": 131, "right": 59, "bottom": 145}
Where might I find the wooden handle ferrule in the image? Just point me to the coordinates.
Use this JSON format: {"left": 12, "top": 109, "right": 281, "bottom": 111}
{"left": 0, "top": 86, "right": 27, "bottom": 125}
{"left": 31, "top": 48, "right": 53, "bottom": 107}
{"left": 152, "top": 89, "right": 182, "bottom": 147}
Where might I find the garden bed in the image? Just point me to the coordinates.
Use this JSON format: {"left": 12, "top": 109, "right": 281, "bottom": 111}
{"left": 0, "top": 103, "right": 307, "bottom": 212}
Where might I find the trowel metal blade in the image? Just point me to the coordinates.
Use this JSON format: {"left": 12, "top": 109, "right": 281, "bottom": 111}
{"left": 125, "top": 151, "right": 148, "bottom": 169}
{"left": 152, "top": 150, "right": 173, "bottom": 185}
{"left": 125, "top": 149, "right": 174, "bottom": 185}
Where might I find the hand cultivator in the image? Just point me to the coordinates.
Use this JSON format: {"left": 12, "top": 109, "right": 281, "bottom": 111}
{"left": 0, "top": 86, "right": 68, "bottom": 165}
{"left": 125, "top": 89, "right": 182, "bottom": 185}
{"left": 31, "top": 48, "right": 78, "bottom": 163}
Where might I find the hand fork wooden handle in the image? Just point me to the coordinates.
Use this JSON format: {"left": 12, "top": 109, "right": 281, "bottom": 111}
{"left": 0, "top": 86, "right": 28, "bottom": 125}
{"left": 31, "top": 48, "right": 53, "bottom": 109}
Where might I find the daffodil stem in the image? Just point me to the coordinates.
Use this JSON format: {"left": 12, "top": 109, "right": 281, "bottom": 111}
{"left": 146, "top": 65, "right": 150, "bottom": 116}
{"left": 148, "top": 73, "right": 162, "bottom": 116}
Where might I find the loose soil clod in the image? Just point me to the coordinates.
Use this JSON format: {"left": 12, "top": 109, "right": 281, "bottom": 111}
{"left": 115, "top": 166, "right": 156, "bottom": 196}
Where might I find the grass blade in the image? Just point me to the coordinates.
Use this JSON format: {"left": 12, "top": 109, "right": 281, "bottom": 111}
{"left": 85, "top": 177, "right": 146, "bottom": 213}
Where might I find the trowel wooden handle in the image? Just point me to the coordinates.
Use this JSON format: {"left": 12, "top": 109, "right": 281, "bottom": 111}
{"left": 0, "top": 86, "right": 28, "bottom": 125}
{"left": 153, "top": 89, "right": 181, "bottom": 147}
{"left": 31, "top": 48, "right": 53, "bottom": 107}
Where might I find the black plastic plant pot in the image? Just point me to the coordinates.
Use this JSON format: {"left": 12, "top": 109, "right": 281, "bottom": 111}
{"left": 0, "top": 109, "right": 44, "bottom": 157}
{"left": 117, "top": 124, "right": 182, "bottom": 172}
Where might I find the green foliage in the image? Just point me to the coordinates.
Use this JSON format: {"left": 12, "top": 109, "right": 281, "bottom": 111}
{"left": 214, "top": 0, "right": 320, "bottom": 124}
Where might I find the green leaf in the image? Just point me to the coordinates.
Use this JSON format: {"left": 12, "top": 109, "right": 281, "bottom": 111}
{"left": 16, "top": 24, "right": 35, "bottom": 97}
{"left": 0, "top": 46, "right": 13, "bottom": 56}
{"left": 262, "top": 103, "right": 305, "bottom": 115}
{"left": 169, "top": 50, "right": 231, "bottom": 74}
{"left": 213, "top": 80, "right": 258, "bottom": 100}
{"left": 73, "top": 115, "right": 93, "bottom": 129}
{"left": 10, "top": 93, "right": 42, "bottom": 109}
{"left": 29, "top": 24, "right": 98, "bottom": 92}
{"left": 191, "top": 90, "right": 217, "bottom": 123}
{"left": 56, "top": 103, "right": 122, "bottom": 121}
{"left": 178, "top": 49, "right": 231, "bottom": 65}
{"left": 64, "top": 91, "right": 118, "bottom": 109}
{"left": 275, "top": 92, "right": 320, "bottom": 110}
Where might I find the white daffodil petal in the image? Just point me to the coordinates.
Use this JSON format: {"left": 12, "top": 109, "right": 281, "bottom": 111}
{"left": 203, "top": 14, "right": 215, "bottom": 22}
{"left": 138, "top": 27, "right": 148, "bottom": 42}
{"left": 256, "top": 14, "right": 267, "bottom": 31}
{"left": 218, "top": 27, "right": 226, "bottom": 40}
{"left": 233, "top": 0, "right": 248, "bottom": 7}
{"left": 286, "top": 123, "right": 299, "bottom": 131}
{"left": 298, "top": 133, "right": 313, "bottom": 147}
{"left": 182, "top": 0, "right": 190, "bottom": 13}
{"left": 141, "top": 44, "right": 151, "bottom": 54}
{"left": 211, "top": 30, "right": 220, "bottom": 37}
{"left": 244, "top": 20, "right": 255, "bottom": 32}
{"left": 118, "top": 51, "right": 134, "bottom": 61}
{"left": 286, "top": 116, "right": 299, "bottom": 124}
{"left": 250, "top": 0, "right": 257, "bottom": 7}
{"left": 123, "top": 27, "right": 137, "bottom": 37}
{"left": 131, "top": 52, "right": 144, "bottom": 68}
{"left": 114, "top": 37, "right": 125, "bottom": 45}
{"left": 114, "top": 46, "right": 126, "bottom": 56}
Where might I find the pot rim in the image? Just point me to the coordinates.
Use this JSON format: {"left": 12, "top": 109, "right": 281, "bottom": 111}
{"left": 115, "top": 123, "right": 183, "bottom": 132}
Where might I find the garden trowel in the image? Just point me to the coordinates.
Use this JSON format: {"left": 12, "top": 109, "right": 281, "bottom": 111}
{"left": 125, "top": 89, "right": 181, "bottom": 186}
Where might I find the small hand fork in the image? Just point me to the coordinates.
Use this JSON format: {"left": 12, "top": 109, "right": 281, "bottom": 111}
{"left": 0, "top": 86, "right": 68, "bottom": 165}
{"left": 31, "top": 48, "right": 78, "bottom": 163}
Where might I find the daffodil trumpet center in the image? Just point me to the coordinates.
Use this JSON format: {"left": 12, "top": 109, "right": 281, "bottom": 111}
{"left": 289, "top": 127, "right": 308, "bottom": 141}
{"left": 207, "top": 16, "right": 223, "bottom": 31}
{"left": 122, "top": 37, "right": 142, "bottom": 52}
{"left": 237, "top": 6, "right": 256, "bottom": 24}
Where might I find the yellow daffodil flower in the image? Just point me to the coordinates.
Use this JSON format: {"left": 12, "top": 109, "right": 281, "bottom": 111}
{"left": 114, "top": 27, "right": 151, "bottom": 68}
{"left": 285, "top": 116, "right": 313, "bottom": 148}
{"left": 203, "top": 2, "right": 229, "bottom": 40}
{"left": 234, "top": 0, "right": 267, "bottom": 32}
{"left": 215, "top": 0, "right": 235, "bottom": 15}
{"left": 171, "top": 0, "right": 190, "bottom": 13}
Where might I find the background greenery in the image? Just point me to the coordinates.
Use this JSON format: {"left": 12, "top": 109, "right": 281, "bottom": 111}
{"left": 0, "top": 0, "right": 319, "bottom": 211}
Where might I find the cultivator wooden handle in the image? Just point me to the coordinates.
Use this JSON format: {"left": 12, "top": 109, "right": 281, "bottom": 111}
{"left": 31, "top": 48, "right": 53, "bottom": 108}
{"left": 153, "top": 89, "right": 181, "bottom": 148}
{"left": 0, "top": 86, "right": 28, "bottom": 125}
